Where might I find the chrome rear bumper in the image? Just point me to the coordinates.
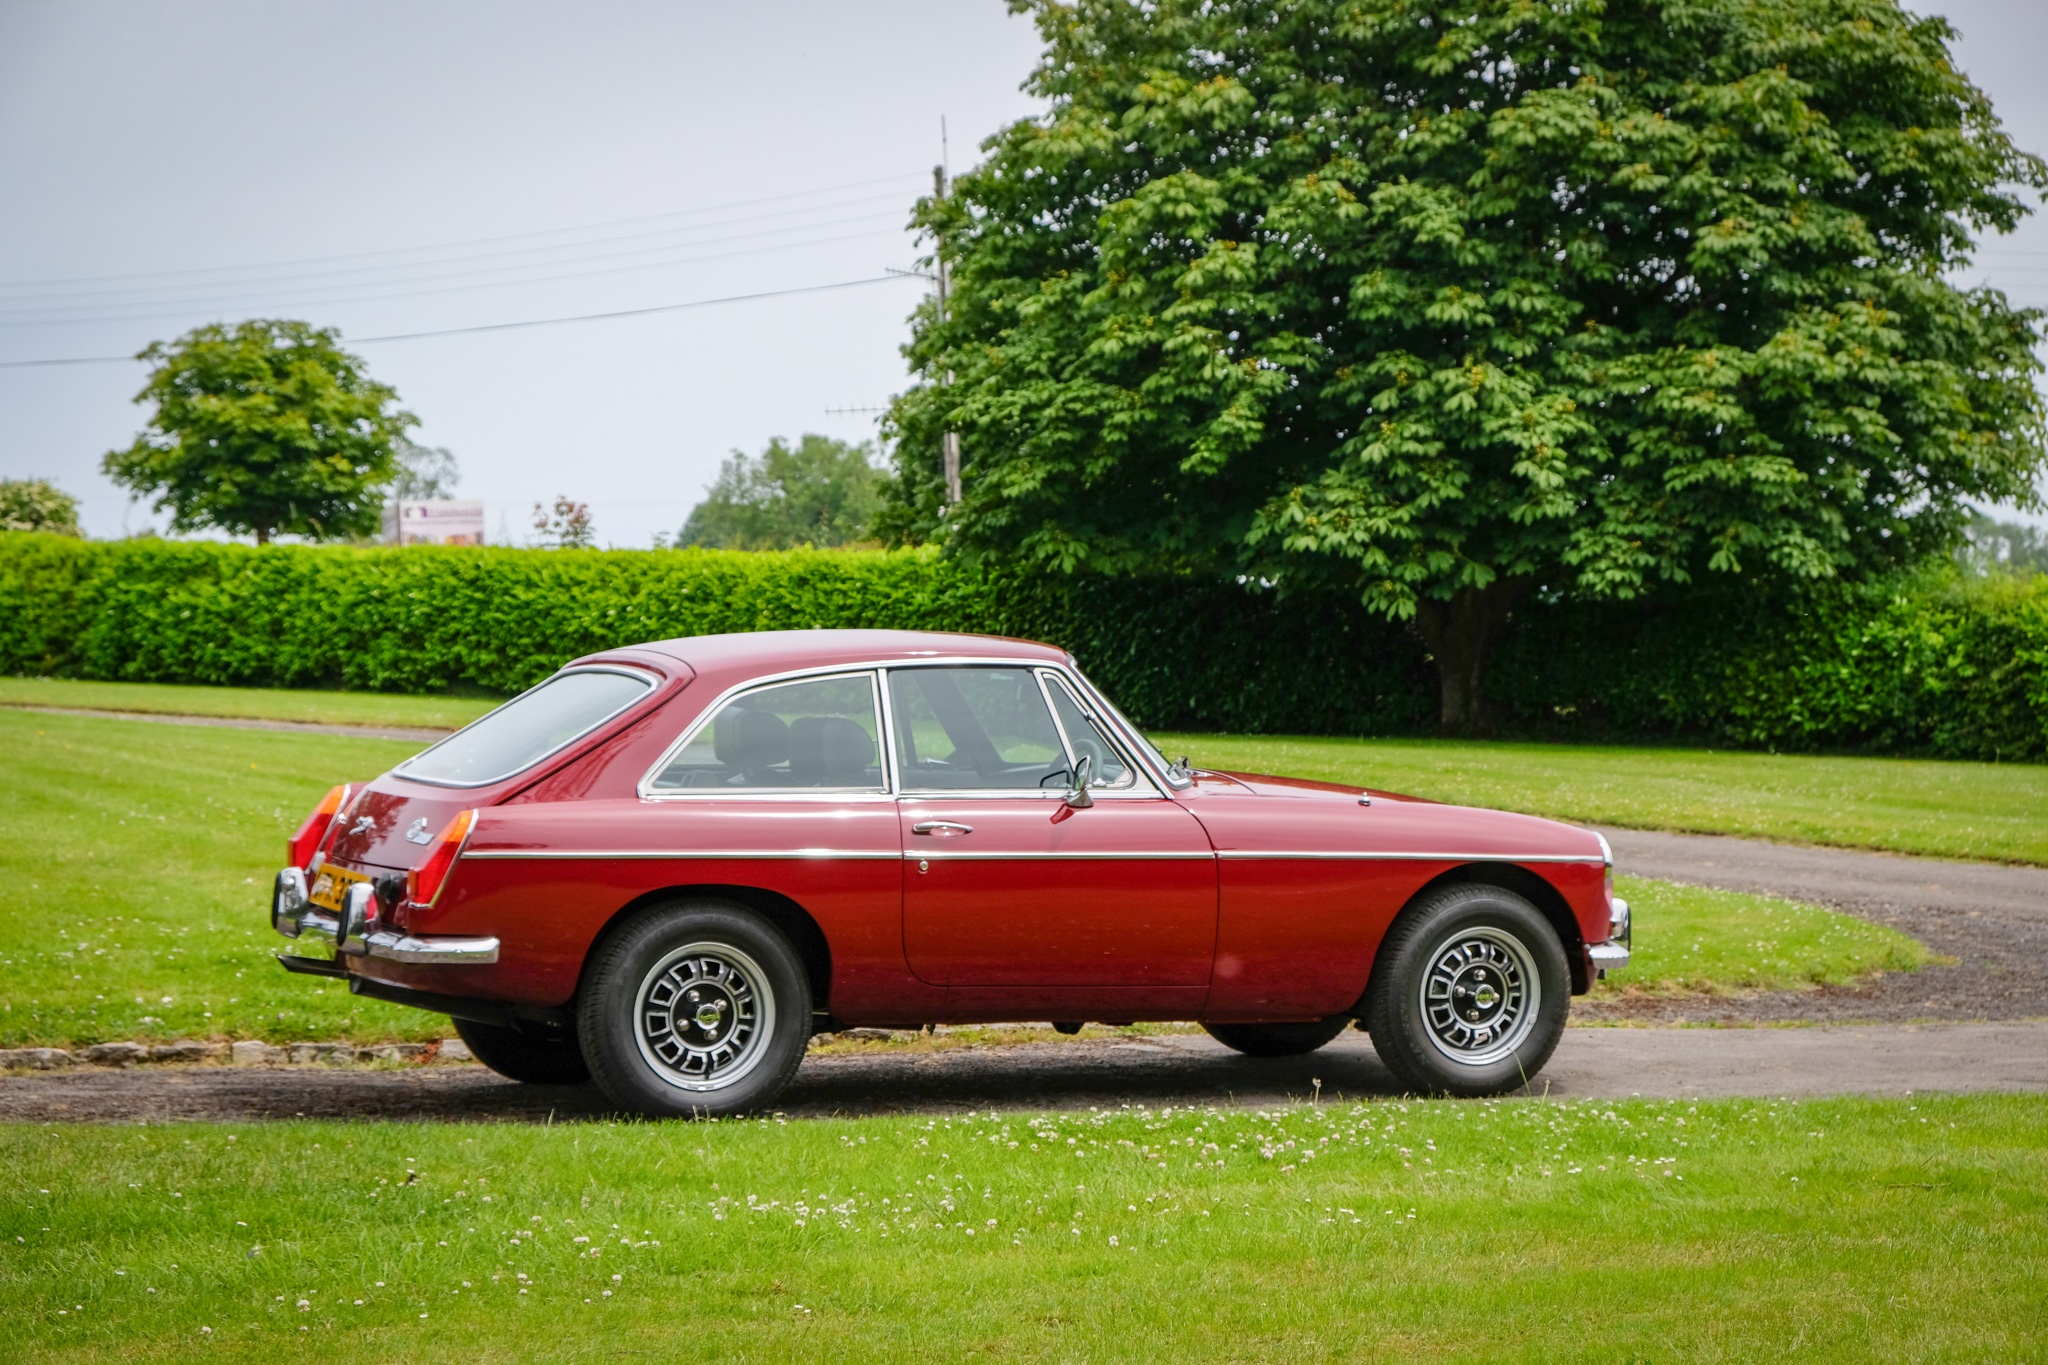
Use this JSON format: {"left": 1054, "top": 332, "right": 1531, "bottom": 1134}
{"left": 271, "top": 868, "right": 498, "bottom": 965}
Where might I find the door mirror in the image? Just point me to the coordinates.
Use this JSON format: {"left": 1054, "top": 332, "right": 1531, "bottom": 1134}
{"left": 1065, "top": 754, "right": 1094, "bottom": 809}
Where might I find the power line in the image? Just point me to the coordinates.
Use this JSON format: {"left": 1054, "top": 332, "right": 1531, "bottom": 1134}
{"left": 0, "top": 171, "right": 929, "bottom": 294}
{"left": 0, "top": 219, "right": 912, "bottom": 328}
{"left": 0, "top": 189, "right": 922, "bottom": 309}
{"left": 0, "top": 274, "right": 924, "bottom": 368}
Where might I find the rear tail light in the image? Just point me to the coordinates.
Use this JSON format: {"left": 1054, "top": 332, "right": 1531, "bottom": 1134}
{"left": 287, "top": 784, "right": 352, "bottom": 870}
{"left": 406, "top": 810, "right": 477, "bottom": 907}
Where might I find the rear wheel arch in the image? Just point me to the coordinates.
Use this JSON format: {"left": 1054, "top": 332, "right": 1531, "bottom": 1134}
{"left": 585, "top": 883, "right": 833, "bottom": 1010}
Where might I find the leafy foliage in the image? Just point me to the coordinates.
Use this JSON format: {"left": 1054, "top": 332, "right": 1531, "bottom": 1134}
{"left": 0, "top": 534, "right": 2043, "bottom": 759}
{"left": 102, "top": 320, "right": 412, "bottom": 545}
{"left": 680, "top": 435, "right": 885, "bottom": 550}
{"left": 0, "top": 479, "right": 82, "bottom": 536}
{"left": 885, "top": 0, "right": 2048, "bottom": 727}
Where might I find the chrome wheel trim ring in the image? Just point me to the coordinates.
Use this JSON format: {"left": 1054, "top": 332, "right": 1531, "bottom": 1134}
{"left": 1417, "top": 925, "right": 1541, "bottom": 1068}
{"left": 631, "top": 941, "right": 776, "bottom": 1093}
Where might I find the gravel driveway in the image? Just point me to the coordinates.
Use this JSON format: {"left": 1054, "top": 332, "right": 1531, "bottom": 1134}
{"left": 1586, "top": 826, "right": 2048, "bottom": 1025}
{"left": 3, "top": 1023, "right": 2043, "bottom": 1122}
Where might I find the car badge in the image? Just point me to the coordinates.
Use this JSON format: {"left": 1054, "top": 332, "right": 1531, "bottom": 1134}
{"left": 405, "top": 817, "right": 434, "bottom": 845}
{"left": 349, "top": 815, "right": 375, "bottom": 837}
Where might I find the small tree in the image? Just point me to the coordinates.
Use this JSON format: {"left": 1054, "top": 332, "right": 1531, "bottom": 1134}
{"left": 391, "top": 440, "right": 461, "bottom": 500}
{"left": 679, "top": 434, "right": 884, "bottom": 549}
{"left": 887, "top": 0, "right": 2048, "bottom": 731}
{"left": 532, "top": 495, "right": 596, "bottom": 549}
{"left": 0, "top": 479, "right": 83, "bottom": 536}
{"left": 103, "top": 319, "right": 413, "bottom": 544}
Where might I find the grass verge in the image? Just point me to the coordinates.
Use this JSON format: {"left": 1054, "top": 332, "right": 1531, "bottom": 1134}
{"left": 0, "top": 677, "right": 492, "bottom": 731}
{"left": 1164, "top": 732, "right": 2048, "bottom": 864}
{"left": 3, "top": 1094, "right": 2042, "bottom": 1360}
{"left": 0, "top": 712, "right": 1923, "bottom": 1049}
{"left": 1599, "top": 874, "right": 1928, "bottom": 996}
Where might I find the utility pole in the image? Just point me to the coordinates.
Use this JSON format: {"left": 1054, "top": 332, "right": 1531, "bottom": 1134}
{"left": 934, "top": 161, "right": 962, "bottom": 507}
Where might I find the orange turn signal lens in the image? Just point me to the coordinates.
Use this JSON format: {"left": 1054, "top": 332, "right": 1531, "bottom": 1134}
{"left": 406, "top": 810, "right": 477, "bottom": 908}
{"left": 287, "top": 784, "right": 352, "bottom": 870}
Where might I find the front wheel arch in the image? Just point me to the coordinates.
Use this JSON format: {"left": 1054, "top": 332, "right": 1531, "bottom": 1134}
{"left": 1364, "top": 862, "right": 1588, "bottom": 1003}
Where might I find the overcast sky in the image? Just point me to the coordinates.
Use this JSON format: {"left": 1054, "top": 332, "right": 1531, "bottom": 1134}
{"left": 2, "top": 0, "right": 2044, "bottom": 545}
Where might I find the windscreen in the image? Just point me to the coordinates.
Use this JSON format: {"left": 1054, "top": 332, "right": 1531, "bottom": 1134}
{"left": 398, "top": 669, "right": 653, "bottom": 787}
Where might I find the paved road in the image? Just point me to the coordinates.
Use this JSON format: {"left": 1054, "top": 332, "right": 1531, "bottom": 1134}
{"left": 1590, "top": 826, "right": 2048, "bottom": 1024}
{"left": 4, "top": 1024, "right": 2042, "bottom": 1122}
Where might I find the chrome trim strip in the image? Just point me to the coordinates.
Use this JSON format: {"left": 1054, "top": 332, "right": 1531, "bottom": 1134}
{"left": 397, "top": 665, "right": 661, "bottom": 790}
{"left": 463, "top": 848, "right": 902, "bottom": 861}
{"left": 1215, "top": 850, "right": 1608, "bottom": 863}
{"left": 907, "top": 850, "right": 1215, "bottom": 861}
{"left": 467, "top": 847, "right": 1602, "bottom": 864}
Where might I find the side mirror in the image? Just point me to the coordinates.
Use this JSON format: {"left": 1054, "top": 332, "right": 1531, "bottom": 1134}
{"left": 1065, "top": 753, "right": 1094, "bottom": 809}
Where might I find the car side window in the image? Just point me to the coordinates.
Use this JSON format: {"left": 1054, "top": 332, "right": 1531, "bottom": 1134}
{"left": 1042, "top": 672, "right": 1138, "bottom": 790}
{"left": 888, "top": 667, "right": 1069, "bottom": 791}
{"left": 648, "top": 673, "right": 884, "bottom": 791}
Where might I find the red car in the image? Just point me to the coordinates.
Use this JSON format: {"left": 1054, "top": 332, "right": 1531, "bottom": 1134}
{"left": 271, "top": 630, "right": 1630, "bottom": 1115}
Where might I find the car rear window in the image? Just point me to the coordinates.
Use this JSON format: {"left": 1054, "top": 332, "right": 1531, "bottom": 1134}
{"left": 397, "top": 668, "right": 654, "bottom": 787}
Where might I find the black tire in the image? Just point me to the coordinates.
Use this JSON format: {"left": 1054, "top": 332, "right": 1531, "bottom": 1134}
{"left": 451, "top": 1017, "right": 590, "bottom": 1086}
{"left": 1363, "top": 884, "right": 1570, "bottom": 1098}
{"left": 1202, "top": 1018, "right": 1350, "bottom": 1058}
{"left": 577, "top": 900, "right": 812, "bottom": 1119}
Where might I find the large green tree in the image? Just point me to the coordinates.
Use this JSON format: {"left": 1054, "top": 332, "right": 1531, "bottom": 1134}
{"left": 104, "top": 320, "right": 412, "bottom": 545}
{"left": 885, "top": 0, "right": 2048, "bottom": 730}
{"left": 680, "top": 434, "right": 885, "bottom": 549}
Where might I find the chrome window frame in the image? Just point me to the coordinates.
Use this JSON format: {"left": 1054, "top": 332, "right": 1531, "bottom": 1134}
{"left": 1035, "top": 668, "right": 1142, "bottom": 795}
{"left": 394, "top": 664, "right": 660, "bottom": 791}
{"left": 1067, "top": 666, "right": 1191, "bottom": 790}
{"left": 634, "top": 656, "right": 1170, "bottom": 802}
{"left": 638, "top": 668, "right": 891, "bottom": 800}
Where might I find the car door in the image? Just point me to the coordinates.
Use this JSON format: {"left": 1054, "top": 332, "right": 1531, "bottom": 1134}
{"left": 891, "top": 665, "right": 1217, "bottom": 988}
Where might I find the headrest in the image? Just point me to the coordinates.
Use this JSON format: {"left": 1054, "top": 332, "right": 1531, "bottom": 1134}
{"left": 713, "top": 708, "right": 788, "bottom": 773}
{"left": 788, "top": 715, "right": 874, "bottom": 785}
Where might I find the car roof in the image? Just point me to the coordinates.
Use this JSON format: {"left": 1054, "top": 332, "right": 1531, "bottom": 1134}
{"left": 574, "top": 628, "right": 1071, "bottom": 677}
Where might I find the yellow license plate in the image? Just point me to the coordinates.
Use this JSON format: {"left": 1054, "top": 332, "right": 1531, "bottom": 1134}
{"left": 308, "top": 863, "right": 371, "bottom": 913}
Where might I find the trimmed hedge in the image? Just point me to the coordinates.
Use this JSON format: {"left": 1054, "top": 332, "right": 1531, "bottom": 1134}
{"left": 1, "top": 533, "right": 2042, "bottom": 759}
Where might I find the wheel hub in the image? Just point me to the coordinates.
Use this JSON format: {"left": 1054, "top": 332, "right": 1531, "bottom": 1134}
{"left": 634, "top": 946, "right": 773, "bottom": 1092}
{"left": 1419, "top": 927, "right": 1540, "bottom": 1067}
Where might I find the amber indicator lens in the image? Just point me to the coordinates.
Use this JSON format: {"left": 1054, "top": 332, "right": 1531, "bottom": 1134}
{"left": 287, "top": 784, "right": 351, "bottom": 870}
{"left": 407, "top": 809, "right": 477, "bottom": 907}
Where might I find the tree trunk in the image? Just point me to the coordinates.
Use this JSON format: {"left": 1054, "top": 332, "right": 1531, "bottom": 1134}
{"left": 255, "top": 525, "right": 271, "bottom": 546}
{"left": 1413, "top": 579, "right": 1527, "bottom": 736}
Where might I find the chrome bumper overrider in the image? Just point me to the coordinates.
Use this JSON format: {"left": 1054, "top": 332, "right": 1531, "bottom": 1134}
{"left": 271, "top": 868, "right": 498, "bottom": 965}
{"left": 1588, "top": 896, "right": 1632, "bottom": 975}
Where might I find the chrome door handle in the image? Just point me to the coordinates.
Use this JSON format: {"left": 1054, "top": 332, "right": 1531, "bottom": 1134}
{"left": 911, "top": 821, "right": 974, "bottom": 838}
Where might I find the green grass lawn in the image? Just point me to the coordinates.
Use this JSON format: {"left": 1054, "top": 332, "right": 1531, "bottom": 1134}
{"left": 1601, "top": 874, "right": 1927, "bottom": 995}
{"left": 0, "top": 711, "right": 1922, "bottom": 1050}
{"left": 0, "top": 710, "right": 434, "bottom": 1047}
{"left": 0, "top": 676, "right": 494, "bottom": 731}
{"left": 3, "top": 1094, "right": 2042, "bottom": 1360}
{"left": 1164, "top": 732, "right": 2048, "bottom": 864}
{"left": 10, "top": 677, "right": 2046, "bottom": 861}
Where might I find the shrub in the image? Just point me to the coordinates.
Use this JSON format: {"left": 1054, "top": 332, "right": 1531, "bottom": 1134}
{"left": 0, "top": 534, "right": 2040, "bottom": 759}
